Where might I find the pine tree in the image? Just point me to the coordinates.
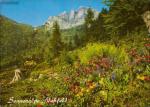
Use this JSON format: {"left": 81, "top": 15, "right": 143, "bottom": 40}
{"left": 103, "top": 0, "right": 150, "bottom": 35}
{"left": 93, "top": 8, "right": 108, "bottom": 41}
{"left": 49, "top": 21, "right": 63, "bottom": 57}
{"left": 84, "top": 8, "right": 95, "bottom": 42}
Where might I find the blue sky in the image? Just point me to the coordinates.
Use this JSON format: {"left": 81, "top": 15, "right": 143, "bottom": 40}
{"left": 0, "top": 0, "right": 107, "bottom": 26}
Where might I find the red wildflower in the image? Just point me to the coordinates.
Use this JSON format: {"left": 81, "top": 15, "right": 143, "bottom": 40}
{"left": 99, "top": 58, "right": 111, "bottom": 69}
{"left": 144, "top": 55, "right": 150, "bottom": 59}
{"left": 129, "top": 48, "right": 138, "bottom": 57}
{"left": 144, "top": 44, "right": 150, "bottom": 47}
{"left": 135, "top": 56, "right": 144, "bottom": 64}
{"left": 69, "top": 83, "right": 80, "bottom": 94}
{"left": 86, "top": 81, "right": 93, "bottom": 87}
{"left": 144, "top": 76, "right": 150, "bottom": 81}
{"left": 37, "top": 103, "right": 43, "bottom": 107}
{"left": 64, "top": 77, "right": 70, "bottom": 82}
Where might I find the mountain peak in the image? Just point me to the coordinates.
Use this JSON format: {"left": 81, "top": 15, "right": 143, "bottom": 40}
{"left": 60, "top": 11, "right": 67, "bottom": 16}
{"left": 78, "top": 6, "right": 87, "bottom": 10}
{"left": 45, "top": 7, "right": 99, "bottom": 30}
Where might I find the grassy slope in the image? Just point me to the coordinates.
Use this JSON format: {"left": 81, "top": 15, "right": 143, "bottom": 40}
{"left": 0, "top": 16, "right": 150, "bottom": 106}
{"left": 0, "top": 15, "right": 33, "bottom": 67}
{"left": 0, "top": 15, "right": 83, "bottom": 68}
{"left": 1, "top": 42, "right": 150, "bottom": 106}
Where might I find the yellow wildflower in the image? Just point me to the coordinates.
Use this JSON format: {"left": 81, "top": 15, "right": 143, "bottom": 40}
{"left": 86, "top": 89, "right": 90, "bottom": 93}
{"left": 99, "top": 78, "right": 104, "bottom": 85}
{"left": 137, "top": 75, "right": 145, "bottom": 80}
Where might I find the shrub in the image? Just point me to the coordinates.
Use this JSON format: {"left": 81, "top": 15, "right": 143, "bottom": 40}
{"left": 77, "top": 43, "right": 129, "bottom": 65}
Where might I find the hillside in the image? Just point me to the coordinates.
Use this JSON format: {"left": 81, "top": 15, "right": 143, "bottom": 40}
{"left": 0, "top": 15, "right": 34, "bottom": 68}
{"left": 0, "top": 15, "right": 84, "bottom": 68}
{"left": 0, "top": 1, "right": 150, "bottom": 106}
{"left": 0, "top": 42, "right": 150, "bottom": 106}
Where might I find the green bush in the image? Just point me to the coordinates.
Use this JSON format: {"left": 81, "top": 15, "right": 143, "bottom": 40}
{"left": 77, "top": 43, "right": 129, "bottom": 65}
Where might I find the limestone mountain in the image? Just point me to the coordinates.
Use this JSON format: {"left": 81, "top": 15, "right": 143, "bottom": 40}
{"left": 45, "top": 7, "right": 99, "bottom": 29}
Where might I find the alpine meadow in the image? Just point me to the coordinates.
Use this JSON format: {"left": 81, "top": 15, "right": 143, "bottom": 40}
{"left": 0, "top": 0, "right": 150, "bottom": 106}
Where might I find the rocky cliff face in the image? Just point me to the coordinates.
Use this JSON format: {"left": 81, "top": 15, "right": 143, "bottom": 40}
{"left": 45, "top": 7, "right": 99, "bottom": 29}
{"left": 143, "top": 11, "right": 150, "bottom": 33}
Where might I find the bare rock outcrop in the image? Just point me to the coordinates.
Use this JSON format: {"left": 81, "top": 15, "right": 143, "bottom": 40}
{"left": 9, "top": 69, "right": 22, "bottom": 84}
{"left": 143, "top": 11, "right": 150, "bottom": 33}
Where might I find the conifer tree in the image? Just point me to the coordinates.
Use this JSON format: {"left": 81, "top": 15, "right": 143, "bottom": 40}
{"left": 84, "top": 8, "right": 95, "bottom": 42}
{"left": 50, "top": 21, "right": 63, "bottom": 57}
{"left": 103, "top": 0, "right": 150, "bottom": 35}
{"left": 94, "top": 8, "right": 108, "bottom": 41}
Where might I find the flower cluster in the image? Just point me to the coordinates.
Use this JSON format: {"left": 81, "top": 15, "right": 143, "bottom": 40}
{"left": 128, "top": 48, "right": 149, "bottom": 64}
{"left": 75, "top": 56, "right": 112, "bottom": 75}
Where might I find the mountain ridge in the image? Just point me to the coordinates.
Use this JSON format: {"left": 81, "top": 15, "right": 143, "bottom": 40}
{"left": 45, "top": 7, "right": 99, "bottom": 29}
